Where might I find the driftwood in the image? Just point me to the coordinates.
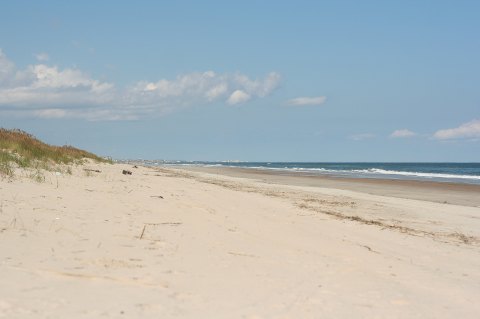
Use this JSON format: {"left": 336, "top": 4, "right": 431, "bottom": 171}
{"left": 83, "top": 169, "right": 101, "bottom": 173}
{"left": 122, "top": 170, "right": 132, "bottom": 175}
{"left": 139, "top": 225, "right": 146, "bottom": 239}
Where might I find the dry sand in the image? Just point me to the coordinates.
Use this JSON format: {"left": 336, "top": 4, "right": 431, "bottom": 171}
{"left": 1, "top": 163, "right": 479, "bottom": 318}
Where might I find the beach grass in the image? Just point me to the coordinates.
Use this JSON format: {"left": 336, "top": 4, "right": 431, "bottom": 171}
{"left": 0, "top": 128, "right": 110, "bottom": 177}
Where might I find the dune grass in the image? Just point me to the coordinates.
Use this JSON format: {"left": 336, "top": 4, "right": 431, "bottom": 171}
{"left": 0, "top": 128, "right": 109, "bottom": 177}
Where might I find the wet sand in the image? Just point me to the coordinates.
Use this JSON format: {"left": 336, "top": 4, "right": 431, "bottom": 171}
{"left": 178, "top": 165, "right": 480, "bottom": 207}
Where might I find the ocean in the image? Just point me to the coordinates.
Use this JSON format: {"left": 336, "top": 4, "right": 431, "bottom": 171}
{"left": 131, "top": 160, "right": 480, "bottom": 185}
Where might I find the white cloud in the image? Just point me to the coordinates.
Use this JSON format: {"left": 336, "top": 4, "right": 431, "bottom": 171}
{"left": 390, "top": 129, "right": 416, "bottom": 138}
{"left": 127, "top": 70, "right": 278, "bottom": 108}
{"left": 349, "top": 133, "right": 375, "bottom": 141}
{"left": 433, "top": 119, "right": 480, "bottom": 140}
{"left": 0, "top": 60, "right": 115, "bottom": 109}
{"left": 35, "top": 53, "right": 49, "bottom": 62}
{"left": 232, "top": 72, "right": 281, "bottom": 98}
{"left": 287, "top": 96, "right": 327, "bottom": 106}
{"left": 227, "top": 90, "right": 251, "bottom": 105}
{"left": 34, "top": 108, "right": 67, "bottom": 119}
{"left": 0, "top": 50, "right": 281, "bottom": 121}
{"left": 205, "top": 83, "right": 228, "bottom": 100}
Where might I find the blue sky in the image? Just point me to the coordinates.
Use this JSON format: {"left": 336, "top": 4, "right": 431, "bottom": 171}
{"left": 1, "top": 0, "right": 479, "bottom": 161}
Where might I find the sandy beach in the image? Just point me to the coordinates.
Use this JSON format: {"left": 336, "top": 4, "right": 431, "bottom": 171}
{"left": 1, "top": 163, "right": 480, "bottom": 318}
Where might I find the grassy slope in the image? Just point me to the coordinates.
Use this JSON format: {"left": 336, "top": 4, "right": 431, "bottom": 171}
{"left": 0, "top": 128, "right": 109, "bottom": 177}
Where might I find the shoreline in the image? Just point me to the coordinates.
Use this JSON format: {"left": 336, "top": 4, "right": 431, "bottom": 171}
{"left": 172, "top": 165, "right": 480, "bottom": 207}
{"left": 119, "top": 161, "right": 480, "bottom": 186}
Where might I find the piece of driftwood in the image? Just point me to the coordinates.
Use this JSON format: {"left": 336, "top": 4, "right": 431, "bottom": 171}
{"left": 139, "top": 225, "right": 146, "bottom": 239}
{"left": 122, "top": 170, "right": 132, "bottom": 175}
{"left": 150, "top": 195, "right": 164, "bottom": 199}
{"left": 83, "top": 169, "right": 101, "bottom": 173}
{"left": 133, "top": 165, "right": 138, "bottom": 168}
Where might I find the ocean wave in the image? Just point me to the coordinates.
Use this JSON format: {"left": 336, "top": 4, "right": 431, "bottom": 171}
{"left": 349, "top": 168, "right": 480, "bottom": 180}
{"left": 212, "top": 165, "right": 480, "bottom": 180}
{"left": 146, "top": 161, "right": 480, "bottom": 182}
{"left": 273, "top": 167, "right": 480, "bottom": 180}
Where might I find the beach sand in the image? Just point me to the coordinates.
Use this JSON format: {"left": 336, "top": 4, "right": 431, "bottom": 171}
{"left": 1, "top": 163, "right": 479, "bottom": 318}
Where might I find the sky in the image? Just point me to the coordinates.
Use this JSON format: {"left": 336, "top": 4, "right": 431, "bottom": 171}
{"left": 0, "top": 0, "right": 479, "bottom": 161}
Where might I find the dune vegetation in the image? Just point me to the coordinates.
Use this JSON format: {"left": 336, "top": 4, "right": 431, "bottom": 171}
{"left": 0, "top": 128, "right": 109, "bottom": 178}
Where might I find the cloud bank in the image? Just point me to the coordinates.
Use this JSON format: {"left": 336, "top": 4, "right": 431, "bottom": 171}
{"left": 0, "top": 49, "right": 281, "bottom": 121}
{"left": 433, "top": 119, "right": 480, "bottom": 140}
{"left": 287, "top": 96, "right": 326, "bottom": 106}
